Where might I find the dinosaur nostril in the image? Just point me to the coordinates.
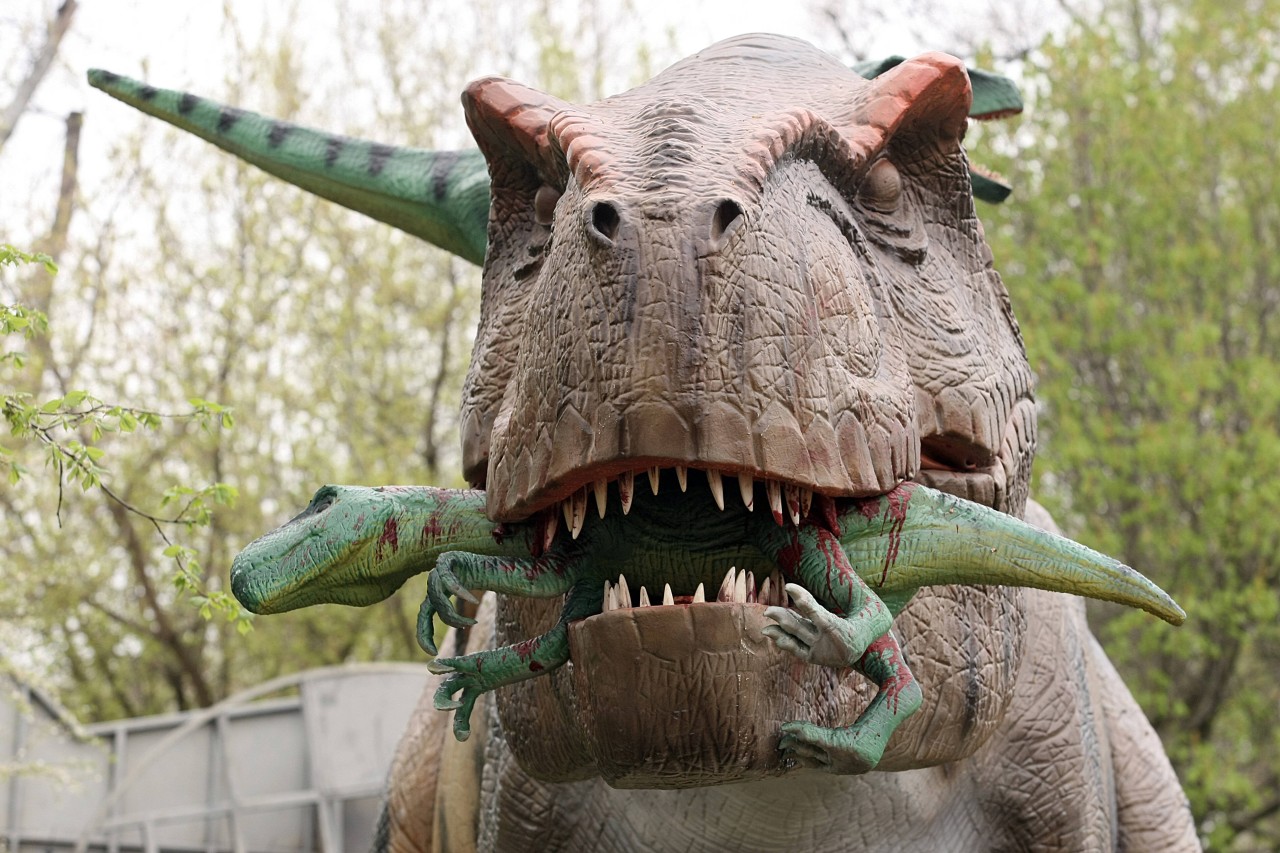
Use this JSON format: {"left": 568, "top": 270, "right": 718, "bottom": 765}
{"left": 710, "top": 199, "right": 743, "bottom": 244}
{"left": 590, "top": 201, "right": 620, "bottom": 244}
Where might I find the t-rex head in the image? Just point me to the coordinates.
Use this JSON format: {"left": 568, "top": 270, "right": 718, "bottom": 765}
{"left": 461, "top": 34, "right": 1034, "bottom": 525}
{"left": 458, "top": 35, "right": 1038, "bottom": 786}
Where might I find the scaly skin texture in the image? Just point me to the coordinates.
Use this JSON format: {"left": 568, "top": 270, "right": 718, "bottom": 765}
{"left": 105, "top": 32, "right": 1201, "bottom": 853}
{"left": 85, "top": 70, "right": 490, "bottom": 265}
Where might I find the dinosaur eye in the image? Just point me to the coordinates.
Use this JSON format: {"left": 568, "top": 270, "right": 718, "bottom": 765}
{"left": 534, "top": 184, "right": 561, "bottom": 226}
{"left": 858, "top": 159, "right": 902, "bottom": 213}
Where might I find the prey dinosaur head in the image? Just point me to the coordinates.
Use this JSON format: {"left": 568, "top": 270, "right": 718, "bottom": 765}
{"left": 461, "top": 34, "right": 1033, "bottom": 526}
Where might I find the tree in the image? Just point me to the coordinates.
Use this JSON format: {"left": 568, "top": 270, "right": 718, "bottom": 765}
{"left": 979, "top": 1, "right": 1280, "bottom": 846}
{"left": 1, "top": 0, "right": 663, "bottom": 723}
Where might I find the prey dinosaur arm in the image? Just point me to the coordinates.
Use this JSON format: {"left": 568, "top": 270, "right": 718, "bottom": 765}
{"left": 418, "top": 550, "right": 578, "bottom": 654}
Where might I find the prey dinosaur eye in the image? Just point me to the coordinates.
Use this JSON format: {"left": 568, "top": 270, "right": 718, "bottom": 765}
{"left": 858, "top": 159, "right": 902, "bottom": 214}
{"left": 534, "top": 184, "right": 561, "bottom": 226}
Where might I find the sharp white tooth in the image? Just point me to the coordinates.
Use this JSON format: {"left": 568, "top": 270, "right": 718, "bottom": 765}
{"left": 738, "top": 472, "right": 754, "bottom": 510}
{"left": 718, "top": 567, "right": 736, "bottom": 602}
{"left": 676, "top": 466, "right": 688, "bottom": 492}
{"left": 617, "top": 574, "right": 631, "bottom": 609}
{"left": 649, "top": 466, "right": 661, "bottom": 494}
{"left": 604, "top": 580, "right": 614, "bottom": 612}
{"left": 619, "top": 471, "right": 635, "bottom": 515}
{"left": 561, "top": 498, "right": 573, "bottom": 528}
{"left": 639, "top": 585, "right": 651, "bottom": 607}
{"left": 542, "top": 514, "right": 558, "bottom": 550}
{"left": 800, "top": 487, "right": 813, "bottom": 518}
{"left": 734, "top": 567, "right": 748, "bottom": 603}
{"left": 746, "top": 570, "right": 757, "bottom": 603}
{"left": 570, "top": 489, "right": 588, "bottom": 539}
{"left": 768, "top": 480, "right": 784, "bottom": 525}
{"left": 663, "top": 583, "right": 674, "bottom": 606}
{"left": 707, "top": 470, "right": 725, "bottom": 510}
{"left": 594, "top": 479, "right": 609, "bottom": 518}
{"left": 784, "top": 483, "right": 801, "bottom": 525}
{"left": 693, "top": 582, "right": 706, "bottom": 603}
{"left": 759, "top": 576, "right": 772, "bottom": 607}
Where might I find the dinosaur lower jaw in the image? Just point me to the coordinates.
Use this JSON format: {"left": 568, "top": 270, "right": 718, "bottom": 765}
{"left": 567, "top": 602, "right": 859, "bottom": 789}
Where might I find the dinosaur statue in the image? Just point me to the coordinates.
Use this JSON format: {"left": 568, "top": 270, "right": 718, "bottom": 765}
{"left": 91, "top": 34, "right": 1200, "bottom": 852}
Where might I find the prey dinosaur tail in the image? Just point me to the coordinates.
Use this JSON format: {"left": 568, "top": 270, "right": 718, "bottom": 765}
{"left": 86, "top": 69, "right": 490, "bottom": 264}
{"left": 843, "top": 485, "right": 1185, "bottom": 625}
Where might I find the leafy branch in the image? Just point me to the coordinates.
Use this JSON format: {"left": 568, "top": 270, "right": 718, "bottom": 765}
{"left": 2, "top": 244, "right": 251, "bottom": 631}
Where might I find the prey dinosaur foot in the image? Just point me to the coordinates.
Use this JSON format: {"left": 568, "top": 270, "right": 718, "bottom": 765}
{"left": 429, "top": 620, "right": 571, "bottom": 741}
{"left": 428, "top": 581, "right": 600, "bottom": 741}
{"left": 779, "top": 631, "right": 922, "bottom": 773}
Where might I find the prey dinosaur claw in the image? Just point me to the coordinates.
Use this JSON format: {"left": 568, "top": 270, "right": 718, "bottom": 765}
{"left": 426, "top": 558, "right": 481, "bottom": 629}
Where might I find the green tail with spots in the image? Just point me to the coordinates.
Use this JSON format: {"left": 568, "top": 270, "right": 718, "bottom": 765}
{"left": 87, "top": 69, "right": 490, "bottom": 265}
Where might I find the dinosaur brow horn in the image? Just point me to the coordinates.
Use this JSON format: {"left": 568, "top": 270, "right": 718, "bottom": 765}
{"left": 462, "top": 76, "right": 572, "bottom": 184}
{"left": 548, "top": 110, "right": 619, "bottom": 191}
{"left": 736, "top": 108, "right": 876, "bottom": 199}
{"left": 858, "top": 52, "right": 972, "bottom": 141}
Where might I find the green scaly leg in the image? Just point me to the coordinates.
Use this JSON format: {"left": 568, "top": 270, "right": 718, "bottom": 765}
{"left": 428, "top": 579, "right": 600, "bottom": 741}
{"left": 778, "top": 626, "right": 922, "bottom": 772}
{"left": 753, "top": 522, "right": 919, "bottom": 772}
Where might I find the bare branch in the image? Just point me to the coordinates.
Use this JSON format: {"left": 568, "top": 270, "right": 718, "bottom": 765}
{"left": 0, "top": 0, "right": 79, "bottom": 153}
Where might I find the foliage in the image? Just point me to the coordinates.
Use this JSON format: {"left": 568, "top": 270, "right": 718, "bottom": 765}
{"left": 0, "top": 1, "right": 664, "bottom": 724}
{"left": 979, "top": 0, "right": 1280, "bottom": 846}
{"left": 2, "top": 244, "right": 249, "bottom": 642}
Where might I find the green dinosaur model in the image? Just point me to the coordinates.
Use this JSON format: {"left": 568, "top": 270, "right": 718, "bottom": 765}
{"left": 91, "top": 33, "right": 1200, "bottom": 853}
{"left": 232, "top": 480, "right": 1181, "bottom": 769}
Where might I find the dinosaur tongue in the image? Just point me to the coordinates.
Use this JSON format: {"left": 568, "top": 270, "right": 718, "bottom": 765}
{"left": 567, "top": 603, "right": 861, "bottom": 789}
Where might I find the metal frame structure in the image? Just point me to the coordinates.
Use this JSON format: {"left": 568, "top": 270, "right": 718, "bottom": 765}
{"left": 1, "top": 664, "right": 429, "bottom": 853}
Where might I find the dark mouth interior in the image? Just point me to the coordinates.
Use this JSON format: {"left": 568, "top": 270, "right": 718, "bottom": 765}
{"left": 522, "top": 467, "right": 857, "bottom": 622}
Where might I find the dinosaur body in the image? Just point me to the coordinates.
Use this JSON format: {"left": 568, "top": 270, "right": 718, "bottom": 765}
{"left": 96, "top": 33, "right": 1199, "bottom": 853}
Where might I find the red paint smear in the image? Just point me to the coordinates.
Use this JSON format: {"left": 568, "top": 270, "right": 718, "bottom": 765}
{"left": 816, "top": 530, "right": 853, "bottom": 616}
{"left": 860, "top": 634, "right": 915, "bottom": 714}
{"left": 491, "top": 523, "right": 507, "bottom": 545}
{"left": 819, "top": 494, "right": 842, "bottom": 537}
{"left": 529, "top": 661, "right": 544, "bottom": 672}
{"left": 514, "top": 637, "right": 539, "bottom": 661}
{"left": 776, "top": 538, "right": 804, "bottom": 580}
{"left": 419, "top": 510, "right": 444, "bottom": 549}
{"left": 855, "top": 498, "right": 879, "bottom": 521}
{"left": 878, "top": 485, "right": 914, "bottom": 587}
{"left": 377, "top": 517, "right": 399, "bottom": 560}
